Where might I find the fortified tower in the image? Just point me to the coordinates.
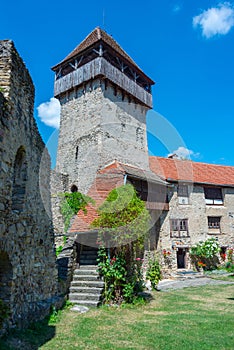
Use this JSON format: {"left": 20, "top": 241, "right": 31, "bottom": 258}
{"left": 52, "top": 27, "right": 154, "bottom": 193}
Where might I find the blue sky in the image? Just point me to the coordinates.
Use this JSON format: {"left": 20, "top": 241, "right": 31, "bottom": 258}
{"left": 1, "top": 0, "right": 234, "bottom": 166}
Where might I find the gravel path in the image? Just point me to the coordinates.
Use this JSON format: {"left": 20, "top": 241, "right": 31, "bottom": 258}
{"left": 157, "top": 276, "right": 234, "bottom": 291}
{"left": 157, "top": 277, "right": 234, "bottom": 291}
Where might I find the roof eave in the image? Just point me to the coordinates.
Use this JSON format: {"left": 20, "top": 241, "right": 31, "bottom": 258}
{"left": 166, "top": 178, "right": 234, "bottom": 188}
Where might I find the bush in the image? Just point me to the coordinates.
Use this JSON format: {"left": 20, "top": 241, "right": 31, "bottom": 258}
{"left": 97, "top": 246, "right": 145, "bottom": 304}
{"left": 190, "top": 238, "right": 220, "bottom": 271}
{"left": 225, "top": 262, "right": 234, "bottom": 272}
{"left": 146, "top": 257, "right": 161, "bottom": 290}
{"left": 93, "top": 185, "right": 150, "bottom": 305}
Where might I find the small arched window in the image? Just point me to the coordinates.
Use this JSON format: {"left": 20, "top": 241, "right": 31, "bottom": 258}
{"left": 71, "top": 184, "right": 78, "bottom": 193}
{"left": 12, "top": 146, "right": 27, "bottom": 212}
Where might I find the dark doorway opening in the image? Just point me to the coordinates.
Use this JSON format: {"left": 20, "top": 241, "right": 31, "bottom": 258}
{"left": 0, "top": 251, "right": 12, "bottom": 304}
{"left": 177, "top": 248, "right": 186, "bottom": 269}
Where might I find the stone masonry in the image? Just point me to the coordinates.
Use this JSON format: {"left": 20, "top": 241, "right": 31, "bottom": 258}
{"left": 55, "top": 79, "right": 149, "bottom": 195}
{"left": 0, "top": 40, "right": 60, "bottom": 333}
{"left": 159, "top": 183, "right": 234, "bottom": 272}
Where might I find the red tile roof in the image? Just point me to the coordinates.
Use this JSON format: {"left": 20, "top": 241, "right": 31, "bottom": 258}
{"left": 69, "top": 160, "right": 167, "bottom": 233}
{"left": 70, "top": 162, "right": 124, "bottom": 233}
{"left": 149, "top": 156, "right": 234, "bottom": 186}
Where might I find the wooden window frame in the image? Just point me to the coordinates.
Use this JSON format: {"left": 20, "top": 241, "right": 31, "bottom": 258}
{"left": 170, "top": 219, "right": 189, "bottom": 238}
{"left": 208, "top": 216, "right": 221, "bottom": 231}
{"left": 178, "top": 184, "right": 189, "bottom": 197}
{"left": 204, "top": 187, "right": 223, "bottom": 205}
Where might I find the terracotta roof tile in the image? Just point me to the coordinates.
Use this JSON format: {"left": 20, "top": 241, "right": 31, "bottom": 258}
{"left": 69, "top": 164, "right": 124, "bottom": 233}
{"left": 69, "top": 160, "right": 167, "bottom": 233}
{"left": 149, "top": 156, "right": 234, "bottom": 186}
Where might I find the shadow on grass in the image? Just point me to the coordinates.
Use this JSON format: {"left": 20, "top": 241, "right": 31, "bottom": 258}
{"left": 0, "top": 317, "right": 56, "bottom": 350}
{"left": 227, "top": 298, "right": 234, "bottom": 301}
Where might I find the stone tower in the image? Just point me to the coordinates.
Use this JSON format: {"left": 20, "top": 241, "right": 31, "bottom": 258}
{"left": 52, "top": 27, "right": 154, "bottom": 193}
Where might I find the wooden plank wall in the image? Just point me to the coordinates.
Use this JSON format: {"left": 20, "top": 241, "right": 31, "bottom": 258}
{"left": 54, "top": 58, "right": 152, "bottom": 108}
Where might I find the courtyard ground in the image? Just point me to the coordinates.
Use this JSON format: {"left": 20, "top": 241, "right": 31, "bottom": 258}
{"left": 1, "top": 274, "right": 233, "bottom": 350}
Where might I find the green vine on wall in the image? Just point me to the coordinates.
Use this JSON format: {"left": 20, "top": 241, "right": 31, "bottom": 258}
{"left": 56, "top": 191, "right": 94, "bottom": 257}
{"left": 60, "top": 191, "right": 94, "bottom": 233}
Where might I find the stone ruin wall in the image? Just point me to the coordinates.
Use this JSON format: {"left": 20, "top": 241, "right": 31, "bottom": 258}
{"left": 0, "top": 40, "right": 61, "bottom": 333}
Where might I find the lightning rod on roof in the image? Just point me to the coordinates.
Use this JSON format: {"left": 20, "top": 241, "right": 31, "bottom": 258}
{"left": 103, "top": 8, "right": 105, "bottom": 30}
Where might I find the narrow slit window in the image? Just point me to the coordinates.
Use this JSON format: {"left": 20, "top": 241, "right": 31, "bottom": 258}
{"left": 75, "top": 146, "right": 79, "bottom": 161}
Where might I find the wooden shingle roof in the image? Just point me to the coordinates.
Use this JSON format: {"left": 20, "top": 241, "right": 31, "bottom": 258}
{"left": 61, "top": 27, "right": 138, "bottom": 67}
{"left": 52, "top": 27, "right": 154, "bottom": 83}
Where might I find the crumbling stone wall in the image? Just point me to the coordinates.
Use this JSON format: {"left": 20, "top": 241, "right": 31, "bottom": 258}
{"left": 0, "top": 40, "right": 60, "bottom": 333}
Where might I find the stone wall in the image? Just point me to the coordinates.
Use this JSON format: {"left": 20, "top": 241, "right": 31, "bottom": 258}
{"left": 50, "top": 170, "right": 69, "bottom": 245}
{"left": 158, "top": 183, "right": 234, "bottom": 273}
{"left": 0, "top": 40, "right": 60, "bottom": 333}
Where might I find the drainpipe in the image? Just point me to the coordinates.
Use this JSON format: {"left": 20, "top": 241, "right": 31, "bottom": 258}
{"left": 123, "top": 174, "right": 128, "bottom": 185}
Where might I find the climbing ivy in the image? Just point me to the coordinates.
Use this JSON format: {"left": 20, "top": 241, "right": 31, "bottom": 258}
{"left": 60, "top": 191, "right": 94, "bottom": 232}
{"left": 92, "top": 184, "right": 150, "bottom": 247}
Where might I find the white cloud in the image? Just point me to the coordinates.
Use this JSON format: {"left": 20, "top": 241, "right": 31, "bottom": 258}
{"left": 37, "top": 98, "right": 61, "bottom": 129}
{"left": 168, "top": 147, "right": 199, "bottom": 160}
{"left": 193, "top": 2, "right": 234, "bottom": 38}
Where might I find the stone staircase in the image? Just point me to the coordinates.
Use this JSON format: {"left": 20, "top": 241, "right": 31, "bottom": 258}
{"left": 69, "top": 246, "right": 104, "bottom": 307}
{"left": 171, "top": 269, "right": 205, "bottom": 280}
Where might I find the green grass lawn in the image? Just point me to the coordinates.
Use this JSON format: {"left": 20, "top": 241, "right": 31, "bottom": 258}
{"left": 1, "top": 284, "right": 234, "bottom": 350}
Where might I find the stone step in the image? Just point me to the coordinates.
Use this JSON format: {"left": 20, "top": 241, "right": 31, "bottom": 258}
{"left": 69, "top": 300, "right": 100, "bottom": 307}
{"left": 73, "top": 269, "right": 99, "bottom": 276}
{"left": 71, "top": 280, "right": 104, "bottom": 288}
{"left": 80, "top": 257, "right": 98, "bottom": 262}
{"left": 79, "top": 260, "right": 97, "bottom": 265}
{"left": 77, "top": 265, "right": 98, "bottom": 272}
{"left": 69, "top": 293, "right": 101, "bottom": 302}
{"left": 82, "top": 245, "right": 98, "bottom": 251}
{"left": 80, "top": 250, "right": 98, "bottom": 256}
{"left": 70, "top": 286, "right": 102, "bottom": 294}
{"left": 80, "top": 256, "right": 98, "bottom": 261}
{"left": 73, "top": 274, "right": 101, "bottom": 281}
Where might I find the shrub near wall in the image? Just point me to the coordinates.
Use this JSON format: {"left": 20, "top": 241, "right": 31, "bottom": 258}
{"left": 92, "top": 184, "right": 151, "bottom": 304}
{"left": 190, "top": 238, "right": 220, "bottom": 271}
